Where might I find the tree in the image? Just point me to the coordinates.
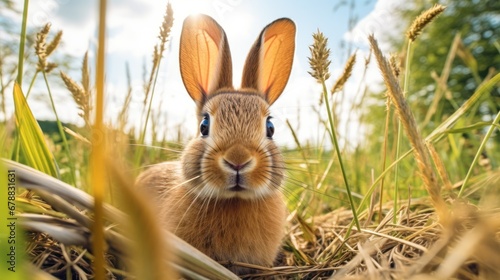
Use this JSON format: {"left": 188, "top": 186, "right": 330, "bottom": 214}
{"left": 360, "top": 0, "right": 499, "bottom": 183}
{"left": 399, "top": 0, "right": 499, "bottom": 129}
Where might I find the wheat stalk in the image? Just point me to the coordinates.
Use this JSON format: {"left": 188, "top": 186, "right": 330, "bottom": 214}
{"left": 368, "top": 34, "right": 446, "bottom": 216}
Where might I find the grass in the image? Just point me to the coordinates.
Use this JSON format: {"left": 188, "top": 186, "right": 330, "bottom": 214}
{"left": 1, "top": 1, "right": 500, "bottom": 279}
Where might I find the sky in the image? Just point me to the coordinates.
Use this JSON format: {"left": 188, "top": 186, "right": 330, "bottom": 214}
{"left": 10, "top": 0, "right": 406, "bottom": 147}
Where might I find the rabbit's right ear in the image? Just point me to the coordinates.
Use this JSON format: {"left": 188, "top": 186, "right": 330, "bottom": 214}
{"left": 241, "top": 18, "right": 295, "bottom": 105}
{"left": 180, "top": 15, "right": 233, "bottom": 104}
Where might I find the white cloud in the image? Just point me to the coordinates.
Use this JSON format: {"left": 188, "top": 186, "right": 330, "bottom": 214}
{"left": 344, "top": 0, "right": 404, "bottom": 52}
{"left": 339, "top": 0, "right": 409, "bottom": 118}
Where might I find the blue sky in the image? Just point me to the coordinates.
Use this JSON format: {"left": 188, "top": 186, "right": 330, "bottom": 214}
{"left": 13, "top": 0, "right": 405, "bottom": 146}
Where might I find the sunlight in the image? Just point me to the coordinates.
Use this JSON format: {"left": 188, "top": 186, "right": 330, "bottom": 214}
{"left": 170, "top": 0, "right": 214, "bottom": 22}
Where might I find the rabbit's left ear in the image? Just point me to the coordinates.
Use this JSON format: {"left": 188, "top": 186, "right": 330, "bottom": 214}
{"left": 180, "top": 14, "right": 233, "bottom": 104}
{"left": 241, "top": 18, "right": 296, "bottom": 105}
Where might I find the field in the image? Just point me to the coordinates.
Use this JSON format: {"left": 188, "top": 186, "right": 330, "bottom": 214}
{"left": 1, "top": 1, "right": 500, "bottom": 279}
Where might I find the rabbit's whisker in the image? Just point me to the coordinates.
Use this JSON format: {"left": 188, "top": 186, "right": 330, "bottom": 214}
{"left": 174, "top": 182, "right": 208, "bottom": 233}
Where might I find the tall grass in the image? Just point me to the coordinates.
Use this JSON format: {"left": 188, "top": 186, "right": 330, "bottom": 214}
{"left": 308, "top": 31, "right": 360, "bottom": 231}
{"left": 16, "top": 0, "right": 29, "bottom": 86}
{"left": 1, "top": 1, "right": 499, "bottom": 279}
{"left": 90, "top": 0, "right": 108, "bottom": 278}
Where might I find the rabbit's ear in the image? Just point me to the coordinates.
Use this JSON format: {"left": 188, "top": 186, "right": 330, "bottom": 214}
{"left": 180, "top": 15, "right": 233, "bottom": 103}
{"left": 241, "top": 18, "right": 295, "bottom": 105}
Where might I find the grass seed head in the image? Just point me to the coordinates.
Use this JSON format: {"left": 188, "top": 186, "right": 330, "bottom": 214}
{"left": 60, "top": 71, "right": 91, "bottom": 127}
{"left": 35, "top": 23, "right": 51, "bottom": 71}
{"left": 158, "top": 2, "right": 174, "bottom": 55}
{"left": 331, "top": 53, "right": 356, "bottom": 94}
{"left": 406, "top": 4, "right": 446, "bottom": 42}
{"left": 389, "top": 53, "right": 401, "bottom": 78}
{"left": 45, "top": 30, "right": 63, "bottom": 57}
{"left": 35, "top": 23, "right": 62, "bottom": 73}
{"left": 82, "top": 51, "right": 91, "bottom": 95}
{"left": 45, "top": 62, "right": 58, "bottom": 73}
{"left": 308, "top": 30, "right": 331, "bottom": 83}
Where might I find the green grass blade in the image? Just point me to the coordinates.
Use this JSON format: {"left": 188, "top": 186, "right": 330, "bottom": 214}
{"left": 41, "top": 71, "right": 76, "bottom": 185}
{"left": 458, "top": 110, "right": 500, "bottom": 197}
{"left": 427, "top": 73, "right": 500, "bottom": 142}
{"left": 393, "top": 41, "right": 413, "bottom": 223}
{"left": 13, "top": 83, "right": 58, "bottom": 177}
{"left": 444, "top": 122, "right": 500, "bottom": 134}
{"left": 321, "top": 82, "right": 360, "bottom": 232}
{"left": 16, "top": 0, "right": 29, "bottom": 86}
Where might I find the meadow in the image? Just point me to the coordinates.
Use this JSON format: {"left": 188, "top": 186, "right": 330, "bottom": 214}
{"left": 1, "top": 1, "right": 499, "bottom": 279}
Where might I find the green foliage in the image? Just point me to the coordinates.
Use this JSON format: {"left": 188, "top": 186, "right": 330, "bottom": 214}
{"left": 359, "top": 0, "right": 500, "bottom": 204}
{"left": 13, "top": 81, "right": 58, "bottom": 178}
{"left": 400, "top": 0, "right": 499, "bottom": 128}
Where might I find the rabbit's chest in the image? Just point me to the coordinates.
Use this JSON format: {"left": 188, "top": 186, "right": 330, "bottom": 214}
{"left": 167, "top": 194, "right": 286, "bottom": 265}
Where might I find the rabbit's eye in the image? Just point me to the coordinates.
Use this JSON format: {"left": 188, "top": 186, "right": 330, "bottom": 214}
{"left": 200, "top": 114, "right": 210, "bottom": 136}
{"left": 266, "top": 117, "right": 274, "bottom": 139}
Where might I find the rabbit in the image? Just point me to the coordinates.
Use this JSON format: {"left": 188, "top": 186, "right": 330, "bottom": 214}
{"left": 136, "top": 14, "right": 295, "bottom": 274}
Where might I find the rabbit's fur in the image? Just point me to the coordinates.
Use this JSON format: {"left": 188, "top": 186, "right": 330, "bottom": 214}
{"left": 136, "top": 14, "right": 295, "bottom": 274}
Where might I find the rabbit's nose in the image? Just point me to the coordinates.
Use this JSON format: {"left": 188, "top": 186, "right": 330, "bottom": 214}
{"left": 223, "top": 159, "right": 251, "bottom": 171}
{"left": 222, "top": 144, "right": 254, "bottom": 172}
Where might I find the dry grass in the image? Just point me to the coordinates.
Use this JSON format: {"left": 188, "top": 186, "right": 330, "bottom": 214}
{"left": 60, "top": 71, "right": 91, "bottom": 128}
{"left": 34, "top": 23, "right": 60, "bottom": 73}
{"left": 238, "top": 192, "right": 500, "bottom": 279}
{"left": 331, "top": 53, "right": 356, "bottom": 94}
{"left": 19, "top": 183, "right": 500, "bottom": 279}
{"left": 369, "top": 34, "right": 446, "bottom": 217}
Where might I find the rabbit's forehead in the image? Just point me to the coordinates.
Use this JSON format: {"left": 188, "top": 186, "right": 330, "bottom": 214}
{"left": 205, "top": 93, "right": 269, "bottom": 117}
{"left": 204, "top": 93, "right": 269, "bottom": 135}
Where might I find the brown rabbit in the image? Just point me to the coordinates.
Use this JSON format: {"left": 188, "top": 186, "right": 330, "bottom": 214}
{"left": 136, "top": 14, "right": 295, "bottom": 274}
